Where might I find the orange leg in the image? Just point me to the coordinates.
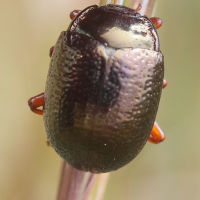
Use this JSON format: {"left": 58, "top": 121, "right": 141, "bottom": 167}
{"left": 28, "top": 94, "right": 51, "bottom": 145}
{"left": 148, "top": 79, "right": 167, "bottom": 143}
{"left": 150, "top": 17, "right": 163, "bottom": 29}
{"left": 163, "top": 78, "right": 167, "bottom": 88}
{"left": 28, "top": 93, "right": 44, "bottom": 115}
{"left": 135, "top": 4, "right": 142, "bottom": 12}
{"left": 46, "top": 140, "right": 51, "bottom": 146}
{"left": 70, "top": 10, "right": 81, "bottom": 20}
{"left": 148, "top": 121, "right": 165, "bottom": 144}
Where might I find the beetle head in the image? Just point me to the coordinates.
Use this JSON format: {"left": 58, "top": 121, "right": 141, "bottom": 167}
{"left": 68, "top": 4, "right": 159, "bottom": 51}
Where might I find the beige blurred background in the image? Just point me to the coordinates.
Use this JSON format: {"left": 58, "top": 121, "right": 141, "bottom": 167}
{"left": 1, "top": 0, "right": 200, "bottom": 199}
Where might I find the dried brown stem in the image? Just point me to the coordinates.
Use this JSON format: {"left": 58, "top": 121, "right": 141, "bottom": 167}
{"left": 56, "top": 161, "right": 97, "bottom": 200}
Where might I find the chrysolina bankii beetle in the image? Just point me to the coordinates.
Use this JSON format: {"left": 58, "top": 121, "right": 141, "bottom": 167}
{"left": 28, "top": 4, "right": 167, "bottom": 173}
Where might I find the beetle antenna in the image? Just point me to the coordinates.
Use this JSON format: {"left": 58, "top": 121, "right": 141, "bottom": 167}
{"left": 135, "top": 4, "right": 142, "bottom": 11}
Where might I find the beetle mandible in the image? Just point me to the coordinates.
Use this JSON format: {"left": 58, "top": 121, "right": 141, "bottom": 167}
{"left": 28, "top": 4, "right": 167, "bottom": 173}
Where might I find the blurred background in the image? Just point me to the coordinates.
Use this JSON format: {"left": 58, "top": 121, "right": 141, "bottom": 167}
{"left": 1, "top": 0, "right": 200, "bottom": 199}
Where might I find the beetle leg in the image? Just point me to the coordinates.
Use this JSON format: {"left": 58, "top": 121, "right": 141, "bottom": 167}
{"left": 148, "top": 121, "right": 165, "bottom": 144}
{"left": 150, "top": 17, "right": 163, "bottom": 29}
{"left": 135, "top": 4, "right": 142, "bottom": 12}
{"left": 46, "top": 140, "right": 51, "bottom": 147}
{"left": 49, "top": 46, "right": 54, "bottom": 57}
{"left": 163, "top": 79, "right": 167, "bottom": 88}
{"left": 148, "top": 79, "right": 167, "bottom": 143}
{"left": 70, "top": 10, "right": 81, "bottom": 20}
{"left": 28, "top": 93, "right": 44, "bottom": 115}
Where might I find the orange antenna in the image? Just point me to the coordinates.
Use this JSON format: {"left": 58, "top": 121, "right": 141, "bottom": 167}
{"left": 135, "top": 4, "right": 142, "bottom": 12}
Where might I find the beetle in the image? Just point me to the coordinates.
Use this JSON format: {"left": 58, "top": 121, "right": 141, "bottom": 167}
{"left": 28, "top": 4, "right": 166, "bottom": 173}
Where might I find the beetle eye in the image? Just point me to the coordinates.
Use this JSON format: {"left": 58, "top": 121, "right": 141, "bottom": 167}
{"left": 70, "top": 10, "right": 81, "bottom": 20}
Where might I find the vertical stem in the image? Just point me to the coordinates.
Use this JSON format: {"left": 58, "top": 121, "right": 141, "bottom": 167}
{"left": 56, "top": 161, "right": 109, "bottom": 200}
{"left": 56, "top": 0, "right": 157, "bottom": 199}
{"left": 99, "top": 0, "right": 156, "bottom": 16}
{"left": 56, "top": 161, "right": 95, "bottom": 200}
{"left": 94, "top": 173, "right": 109, "bottom": 200}
{"left": 139, "top": 0, "right": 156, "bottom": 16}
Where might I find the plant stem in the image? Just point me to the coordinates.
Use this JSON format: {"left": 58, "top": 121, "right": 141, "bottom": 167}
{"left": 56, "top": 161, "right": 97, "bottom": 200}
{"left": 99, "top": 0, "right": 156, "bottom": 16}
{"left": 56, "top": 161, "right": 109, "bottom": 200}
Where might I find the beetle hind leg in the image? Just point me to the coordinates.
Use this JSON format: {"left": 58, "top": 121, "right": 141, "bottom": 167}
{"left": 148, "top": 121, "right": 165, "bottom": 144}
{"left": 148, "top": 78, "right": 167, "bottom": 144}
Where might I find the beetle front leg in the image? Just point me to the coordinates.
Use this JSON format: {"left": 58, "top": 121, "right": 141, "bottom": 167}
{"left": 150, "top": 17, "right": 163, "bottom": 29}
{"left": 148, "top": 121, "right": 165, "bottom": 144}
{"left": 70, "top": 10, "right": 81, "bottom": 20}
{"left": 28, "top": 93, "right": 44, "bottom": 115}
